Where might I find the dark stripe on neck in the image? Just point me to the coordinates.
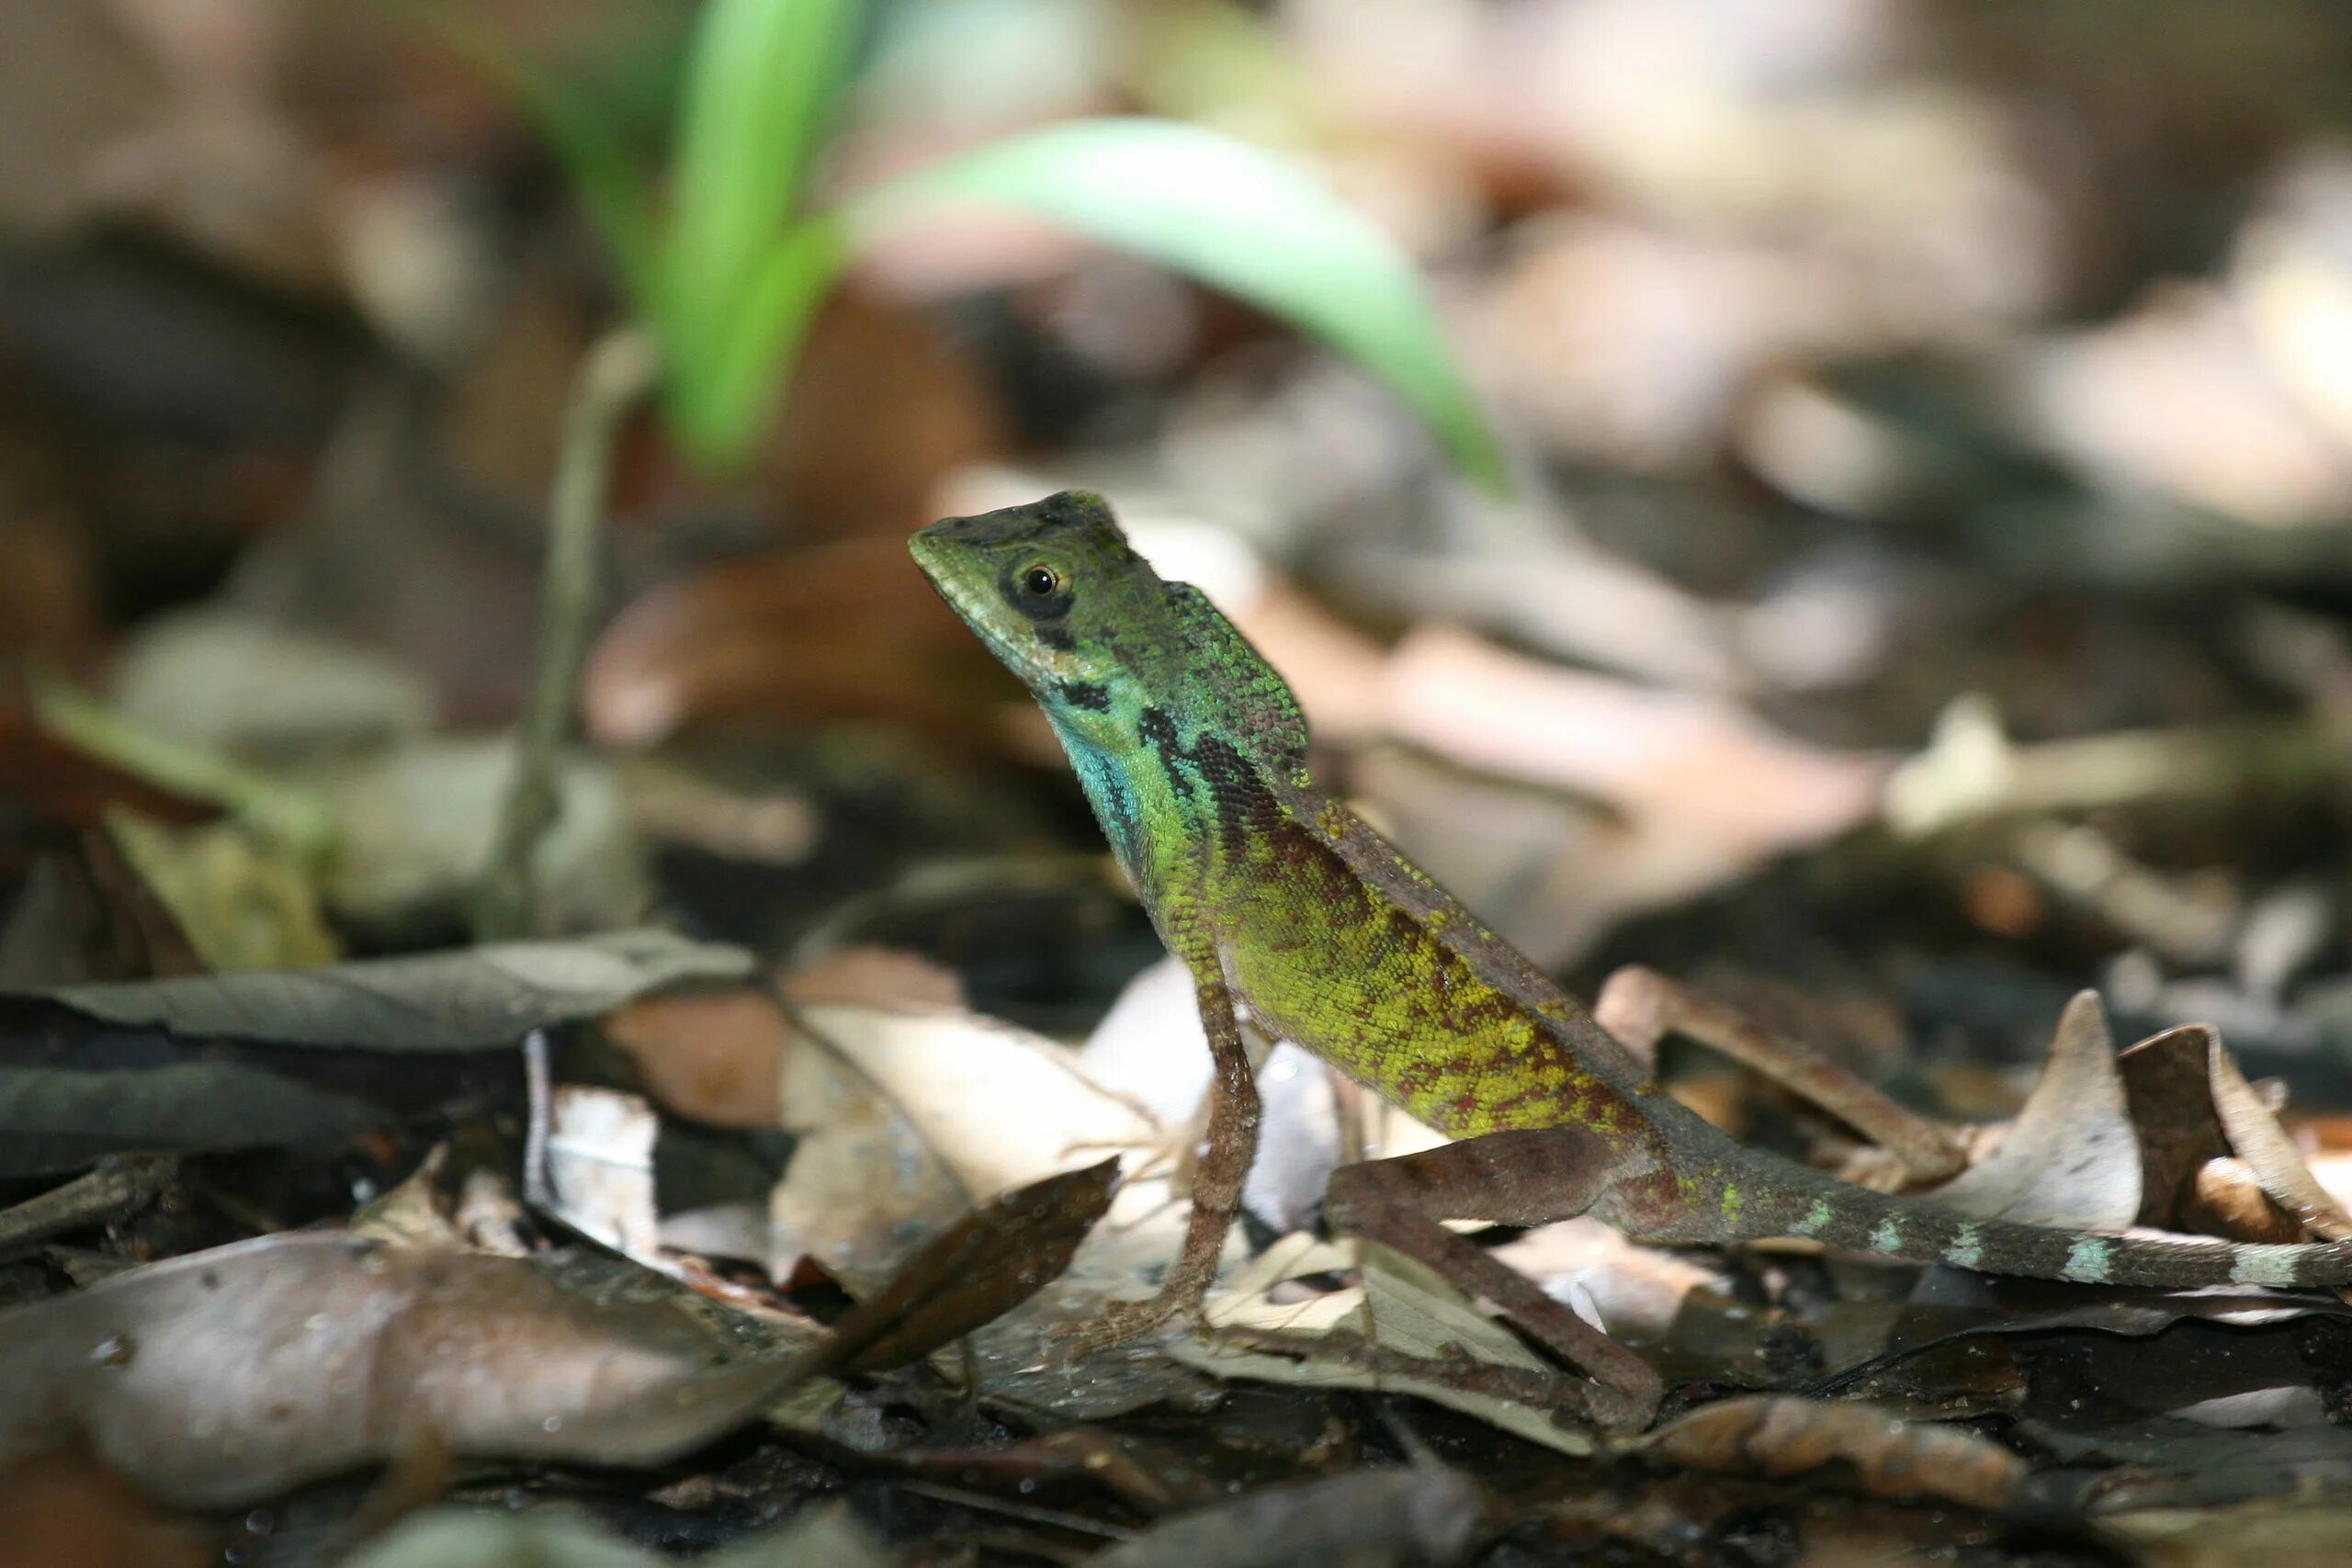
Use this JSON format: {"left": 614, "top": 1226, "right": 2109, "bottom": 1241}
{"left": 1191, "top": 733, "right": 1276, "bottom": 855}
{"left": 1136, "top": 706, "right": 1195, "bottom": 799}
{"left": 1057, "top": 680, "right": 1111, "bottom": 710}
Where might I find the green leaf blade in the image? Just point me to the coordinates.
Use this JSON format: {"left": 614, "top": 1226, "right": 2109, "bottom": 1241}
{"left": 663, "top": 0, "right": 864, "bottom": 464}
{"left": 850, "top": 118, "right": 1507, "bottom": 492}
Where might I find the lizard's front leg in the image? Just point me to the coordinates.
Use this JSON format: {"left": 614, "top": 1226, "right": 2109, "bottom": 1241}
{"left": 1064, "top": 968, "right": 1259, "bottom": 1351}
{"left": 1322, "top": 1128, "right": 1666, "bottom": 1432}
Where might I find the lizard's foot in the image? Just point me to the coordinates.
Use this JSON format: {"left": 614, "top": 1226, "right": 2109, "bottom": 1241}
{"left": 1048, "top": 1292, "right": 1204, "bottom": 1355}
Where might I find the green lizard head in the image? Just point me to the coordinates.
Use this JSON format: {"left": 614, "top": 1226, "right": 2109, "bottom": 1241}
{"left": 911, "top": 490, "right": 1311, "bottom": 775}
{"left": 911, "top": 491, "right": 1176, "bottom": 745}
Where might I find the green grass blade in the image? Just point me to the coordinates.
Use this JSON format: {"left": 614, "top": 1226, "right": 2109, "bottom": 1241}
{"left": 666, "top": 218, "right": 849, "bottom": 473}
{"left": 406, "top": 6, "right": 660, "bottom": 310}
{"left": 664, "top": 0, "right": 863, "bottom": 459}
{"left": 849, "top": 117, "right": 1507, "bottom": 492}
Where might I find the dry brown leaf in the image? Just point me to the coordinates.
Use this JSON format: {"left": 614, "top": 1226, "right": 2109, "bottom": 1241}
{"left": 605, "top": 987, "right": 790, "bottom": 1129}
{"left": 2185, "top": 1159, "right": 2306, "bottom": 1247}
{"left": 2207, "top": 1039, "right": 2352, "bottom": 1241}
{"left": 582, "top": 537, "right": 1023, "bottom": 752}
{"left": 1645, "top": 1395, "right": 2026, "bottom": 1511}
{"left": 0, "top": 1447, "right": 209, "bottom": 1568}
{"left": 2097, "top": 1499, "right": 2352, "bottom": 1568}
{"left": 1088, "top": 1466, "right": 1486, "bottom": 1568}
{"left": 778, "top": 946, "right": 967, "bottom": 1011}
{"left": 1381, "top": 626, "right": 1887, "bottom": 855}
{"left": 2019, "top": 281, "right": 2352, "bottom": 527}
{"left": 791, "top": 1158, "right": 1118, "bottom": 1381}
{"left": 2119, "top": 1024, "right": 2236, "bottom": 1229}
{"left": 0, "top": 1234, "right": 798, "bottom": 1507}
{"left": 1594, "top": 965, "right": 1964, "bottom": 1184}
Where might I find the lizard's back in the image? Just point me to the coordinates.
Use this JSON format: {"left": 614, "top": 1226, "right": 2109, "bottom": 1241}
{"left": 1208, "top": 789, "right": 1636, "bottom": 1143}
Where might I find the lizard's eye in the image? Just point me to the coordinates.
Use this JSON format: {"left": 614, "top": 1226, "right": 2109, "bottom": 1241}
{"left": 1021, "top": 565, "right": 1062, "bottom": 597}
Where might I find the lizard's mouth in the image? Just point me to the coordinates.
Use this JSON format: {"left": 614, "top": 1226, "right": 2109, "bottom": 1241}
{"left": 909, "top": 529, "right": 1033, "bottom": 673}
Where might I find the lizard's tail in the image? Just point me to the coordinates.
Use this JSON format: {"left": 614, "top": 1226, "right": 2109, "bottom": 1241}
{"left": 1731, "top": 1163, "right": 2352, "bottom": 1290}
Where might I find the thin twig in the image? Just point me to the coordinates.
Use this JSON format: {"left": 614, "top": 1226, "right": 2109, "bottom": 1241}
{"left": 0, "top": 1155, "right": 180, "bottom": 1263}
{"left": 470, "top": 327, "right": 657, "bottom": 942}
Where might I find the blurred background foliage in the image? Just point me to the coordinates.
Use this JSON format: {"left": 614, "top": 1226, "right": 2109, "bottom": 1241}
{"left": 11, "top": 0, "right": 2352, "bottom": 1060}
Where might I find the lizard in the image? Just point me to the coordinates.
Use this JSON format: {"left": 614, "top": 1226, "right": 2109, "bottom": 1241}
{"left": 910, "top": 490, "right": 2352, "bottom": 1430}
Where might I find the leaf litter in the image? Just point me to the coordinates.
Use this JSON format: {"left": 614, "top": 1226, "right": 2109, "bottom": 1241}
{"left": 23, "top": 2, "right": 2352, "bottom": 1562}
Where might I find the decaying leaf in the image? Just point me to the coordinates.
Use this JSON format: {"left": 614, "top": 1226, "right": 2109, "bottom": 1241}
{"left": 0, "top": 1233, "right": 802, "bottom": 1507}
{"left": 949, "top": 1173, "right": 1218, "bottom": 1420}
{"left": 10, "top": 929, "right": 752, "bottom": 1048}
{"left": 1493, "top": 1216, "right": 1725, "bottom": 1349}
{"left": 2206, "top": 1037, "right": 2352, "bottom": 1241}
{"left": 2119, "top": 1024, "right": 2240, "bottom": 1229}
{"left": 1178, "top": 1233, "right": 1599, "bottom": 1457}
{"left": 605, "top": 985, "right": 794, "bottom": 1128}
{"left": 103, "top": 808, "right": 338, "bottom": 972}
{"left": 1931, "top": 991, "right": 2143, "bottom": 1230}
{"left": 772, "top": 1004, "right": 1155, "bottom": 1293}
{"left": 343, "top": 1502, "right": 889, "bottom": 1568}
{"left": 792, "top": 1157, "right": 1119, "bottom": 1381}
{"left": 539, "top": 1086, "right": 662, "bottom": 1258}
{"left": 107, "top": 609, "right": 437, "bottom": 758}
{"left": 1594, "top": 964, "right": 1965, "bottom": 1183}
{"left": 2186, "top": 1159, "right": 2307, "bottom": 1246}
{"left": 0, "top": 1061, "right": 388, "bottom": 1178}
{"left": 777, "top": 946, "right": 967, "bottom": 1011}
{"left": 2096, "top": 1498, "right": 2352, "bottom": 1568}
{"left": 1644, "top": 1394, "right": 2025, "bottom": 1511}
{"left": 1088, "top": 1466, "right": 1487, "bottom": 1568}
{"left": 1380, "top": 626, "right": 1888, "bottom": 860}
{"left": 308, "top": 738, "right": 652, "bottom": 934}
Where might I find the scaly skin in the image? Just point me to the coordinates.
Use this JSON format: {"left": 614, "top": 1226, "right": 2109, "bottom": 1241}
{"left": 912, "top": 491, "right": 2352, "bottom": 1423}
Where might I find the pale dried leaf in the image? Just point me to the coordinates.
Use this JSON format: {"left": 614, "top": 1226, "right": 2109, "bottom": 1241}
{"left": 775, "top": 1005, "right": 1156, "bottom": 1293}
{"left": 542, "top": 1088, "right": 662, "bottom": 1258}
{"left": 1932, "top": 990, "right": 2143, "bottom": 1230}
{"left": 1176, "top": 1234, "right": 1597, "bottom": 1457}
{"left": 344, "top": 1501, "right": 889, "bottom": 1568}
{"left": 309, "top": 739, "right": 652, "bottom": 933}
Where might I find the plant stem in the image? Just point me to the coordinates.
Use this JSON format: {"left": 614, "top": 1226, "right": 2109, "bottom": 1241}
{"left": 471, "top": 327, "right": 658, "bottom": 942}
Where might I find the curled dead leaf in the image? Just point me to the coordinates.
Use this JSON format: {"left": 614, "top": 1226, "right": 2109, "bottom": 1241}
{"left": 1645, "top": 1394, "right": 2025, "bottom": 1511}
{"left": 790, "top": 1157, "right": 1119, "bottom": 1382}
{"left": 0, "top": 1233, "right": 796, "bottom": 1507}
{"left": 2186, "top": 1158, "right": 2306, "bottom": 1247}
{"left": 1088, "top": 1466, "right": 1487, "bottom": 1568}
{"left": 2207, "top": 1037, "right": 2352, "bottom": 1241}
